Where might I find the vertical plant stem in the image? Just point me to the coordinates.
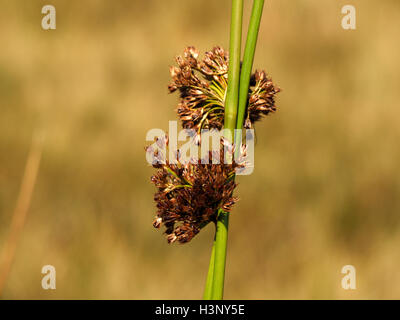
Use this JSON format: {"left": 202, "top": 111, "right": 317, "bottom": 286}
{"left": 203, "top": 236, "right": 216, "bottom": 299}
{"left": 223, "top": 0, "right": 244, "bottom": 134}
{"left": 236, "top": 0, "right": 265, "bottom": 130}
{"left": 211, "top": 210, "right": 230, "bottom": 299}
{"left": 210, "top": 0, "right": 243, "bottom": 300}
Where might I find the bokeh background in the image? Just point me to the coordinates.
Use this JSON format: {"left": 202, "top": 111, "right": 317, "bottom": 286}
{"left": 0, "top": 0, "right": 399, "bottom": 299}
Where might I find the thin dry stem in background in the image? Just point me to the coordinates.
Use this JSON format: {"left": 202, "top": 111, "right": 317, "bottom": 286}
{"left": 0, "top": 133, "right": 43, "bottom": 296}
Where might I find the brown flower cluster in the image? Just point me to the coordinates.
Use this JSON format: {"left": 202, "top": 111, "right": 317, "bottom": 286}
{"left": 168, "top": 46, "right": 280, "bottom": 131}
{"left": 147, "top": 136, "right": 240, "bottom": 244}
{"left": 168, "top": 46, "right": 228, "bottom": 132}
{"left": 246, "top": 70, "right": 281, "bottom": 127}
{"left": 148, "top": 46, "right": 279, "bottom": 244}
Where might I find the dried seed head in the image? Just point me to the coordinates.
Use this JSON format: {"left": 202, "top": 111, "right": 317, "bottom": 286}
{"left": 169, "top": 46, "right": 280, "bottom": 131}
{"left": 168, "top": 46, "right": 229, "bottom": 132}
{"left": 246, "top": 70, "right": 281, "bottom": 125}
{"left": 148, "top": 139, "right": 240, "bottom": 244}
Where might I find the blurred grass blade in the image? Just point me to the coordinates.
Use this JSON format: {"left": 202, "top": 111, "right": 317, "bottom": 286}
{"left": 0, "top": 132, "right": 43, "bottom": 296}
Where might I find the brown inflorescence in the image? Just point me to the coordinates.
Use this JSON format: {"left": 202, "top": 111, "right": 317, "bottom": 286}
{"left": 246, "top": 70, "right": 281, "bottom": 127}
{"left": 148, "top": 46, "right": 280, "bottom": 244}
{"left": 168, "top": 46, "right": 280, "bottom": 131}
{"left": 147, "top": 135, "right": 241, "bottom": 244}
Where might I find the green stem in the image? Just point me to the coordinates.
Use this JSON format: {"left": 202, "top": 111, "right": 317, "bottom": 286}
{"left": 203, "top": 235, "right": 216, "bottom": 300}
{"left": 236, "top": 0, "right": 265, "bottom": 130}
{"left": 210, "top": 0, "right": 243, "bottom": 300}
{"left": 203, "top": 0, "right": 265, "bottom": 301}
{"left": 223, "top": 0, "right": 243, "bottom": 135}
{"left": 211, "top": 210, "right": 230, "bottom": 299}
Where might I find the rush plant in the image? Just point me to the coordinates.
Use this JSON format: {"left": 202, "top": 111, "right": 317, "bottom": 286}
{"left": 146, "top": 0, "right": 280, "bottom": 299}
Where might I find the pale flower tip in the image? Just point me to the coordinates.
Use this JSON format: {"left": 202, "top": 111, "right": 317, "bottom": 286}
{"left": 153, "top": 217, "right": 162, "bottom": 229}
{"left": 170, "top": 66, "right": 179, "bottom": 77}
{"left": 167, "top": 234, "right": 177, "bottom": 244}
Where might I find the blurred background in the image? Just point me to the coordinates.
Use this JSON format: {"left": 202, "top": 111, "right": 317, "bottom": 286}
{"left": 0, "top": 0, "right": 399, "bottom": 299}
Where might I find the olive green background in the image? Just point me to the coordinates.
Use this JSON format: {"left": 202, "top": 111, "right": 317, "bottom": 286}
{"left": 0, "top": 0, "right": 399, "bottom": 299}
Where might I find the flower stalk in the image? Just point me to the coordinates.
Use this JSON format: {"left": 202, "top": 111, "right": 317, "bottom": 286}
{"left": 208, "top": 0, "right": 244, "bottom": 300}
{"left": 236, "top": 0, "right": 266, "bottom": 130}
{"left": 205, "top": 0, "right": 266, "bottom": 300}
{"left": 203, "top": 226, "right": 216, "bottom": 299}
